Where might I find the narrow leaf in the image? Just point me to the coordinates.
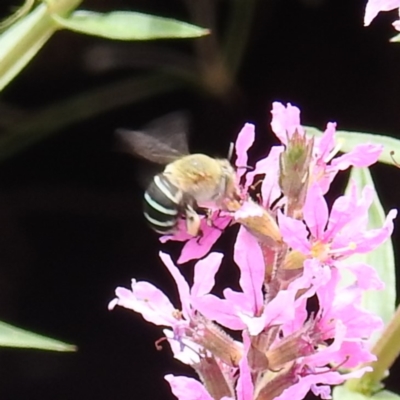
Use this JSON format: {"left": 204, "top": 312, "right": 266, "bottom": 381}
{"left": 52, "top": 10, "right": 209, "bottom": 40}
{"left": 0, "top": 320, "right": 76, "bottom": 351}
{"left": 305, "top": 126, "right": 400, "bottom": 166}
{"left": 345, "top": 167, "right": 396, "bottom": 331}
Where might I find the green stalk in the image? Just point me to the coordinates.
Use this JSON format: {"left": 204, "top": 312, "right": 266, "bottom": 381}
{"left": 345, "top": 304, "right": 400, "bottom": 395}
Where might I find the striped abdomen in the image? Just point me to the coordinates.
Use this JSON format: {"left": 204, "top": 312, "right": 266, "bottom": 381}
{"left": 143, "top": 173, "right": 183, "bottom": 234}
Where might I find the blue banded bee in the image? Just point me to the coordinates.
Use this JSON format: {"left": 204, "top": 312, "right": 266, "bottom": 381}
{"left": 117, "top": 112, "right": 240, "bottom": 236}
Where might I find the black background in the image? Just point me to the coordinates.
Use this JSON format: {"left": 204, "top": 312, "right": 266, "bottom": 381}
{"left": 0, "top": 0, "right": 399, "bottom": 399}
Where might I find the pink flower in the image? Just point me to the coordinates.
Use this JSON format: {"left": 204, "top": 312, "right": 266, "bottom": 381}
{"left": 278, "top": 182, "right": 397, "bottom": 270}
{"left": 270, "top": 102, "right": 305, "bottom": 144}
{"left": 270, "top": 102, "right": 383, "bottom": 194}
{"left": 312, "top": 122, "right": 382, "bottom": 194}
{"left": 311, "top": 269, "right": 382, "bottom": 368}
{"left": 193, "top": 226, "right": 296, "bottom": 335}
{"left": 109, "top": 251, "right": 224, "bottom": 362}
{"left": 111, "top": 101, "right": 393, "bottom": 400}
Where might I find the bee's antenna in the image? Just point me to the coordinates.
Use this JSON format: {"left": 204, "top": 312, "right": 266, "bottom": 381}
{"left": 236, "top": 165, "right": 254, "bottom": 171}
{"left": 227, "top": 142, "right": 234, "bottom": 161}
{"left": 227, "top": 142, "right": 253, "bottom": 170}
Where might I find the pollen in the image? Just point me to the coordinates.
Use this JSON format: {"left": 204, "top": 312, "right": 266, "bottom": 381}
{"left": 310, "top": 240, "right": 330, "bottom": 262}
{"left": 348, "top": 242, "right": 357, "bottom": 250}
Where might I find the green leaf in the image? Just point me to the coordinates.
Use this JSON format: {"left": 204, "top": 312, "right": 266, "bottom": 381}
{"left": 0, "top": 320, "right": 76, "bottom": 351}
{"left": 334, "top": 386, "right": 400, "bottom": 400}
{"left": 0, "top": 2, "right": 56, "bottom": 92}
{"left": 304, "top": 126, "right": 400, "bottom": 166}
{"left": 0, "top": 0, "right": 82, "bottom": 92}
{"left": 344, "top": 167, "right": 396, "bottom": 334}
{"left": 52, "top": 10, "right": 209, "bottom": 40}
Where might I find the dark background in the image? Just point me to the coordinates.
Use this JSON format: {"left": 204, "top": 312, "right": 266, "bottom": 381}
{"left": 0, "top": 0, "right": 399, "bottom": 399}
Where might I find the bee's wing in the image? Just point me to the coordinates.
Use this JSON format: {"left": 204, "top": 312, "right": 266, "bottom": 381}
{"left": 116, "top": 111, "right": 190, "bottom": 165}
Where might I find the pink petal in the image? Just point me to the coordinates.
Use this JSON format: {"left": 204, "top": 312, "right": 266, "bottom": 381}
{"left": 289, "top": 259, "right": 332, "bottom": 296}
{"left": 234, "top": 226, "right": 264, "bottom": 311}
{"left": 323, "top": 183, "right": 359, "bottom": 242}
{"left": 354, "top": 208, "right": 397, "bottom": 252}
{"left": 239, "top": 312, "right": 268, "bottom": 336}
{"left": 331, "top": 143, "right": 382, "bottom": 170}
{"left": 393, "top": 19, "right": 400, "bottom": 29}
{"left": 111, "top": 280, "right": 177, "bottom": 326}
{"left": 270, "top": 102, "right": 303, "bottom": 144}
{"left": 160, "top": 252, "right": 192, "bottom": 319}
{"left": 304, "top": 320, "right": 347, "bottom": 366}
{"left": 192, "top": 252, "right": 223, "bottom": 297}
{"left": 163, "top": 329, "right": 202, "bottom": 365}
{"left": 236, "top": 332, "right": 254, "bottom": 400}
{"left": 260, "top": 147, "right": 284, "bottom": 206}
{"left": 278, "top": 211, "right": 311, "bottom": 253}
{"left": 327, "top": 340, "right": 376, "bottom": 368}
{"left": 260, "top": 289, "right": 296, "bottom": 330}
{"left": 165, "top": 374, "right": 213, "bottom": 400}
{"left": 177, "top": 217, "right": 230, "bottom": 264}
{"left": 315, "top": 122, "right": 336, "bottom": 161}
{"left": 235, "top": 123, "right": 255, "bottom": 180}
{"left": 364, "top": 0, "right": 400, "bottom": 25}
{"left": 304, "top": 184, "right": 329, "bottom": 240}
{"left": 192, "top": 293, "right": 245, "bottom": 330}
{"left": 342, "top": 262, "right": 385, "bottom": 290}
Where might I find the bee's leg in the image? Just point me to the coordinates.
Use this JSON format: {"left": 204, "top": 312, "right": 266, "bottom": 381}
{"left": 195, "top": 227, "right": 205, "bottom": 244}
{"left": 185, "top": 205, "right": 201, "bottom": 237}
{"left": 203, "top": 208, "right": 225, "bottom": 232}
{"left": 195, "top": 207, "right": 215, "bottom": 227}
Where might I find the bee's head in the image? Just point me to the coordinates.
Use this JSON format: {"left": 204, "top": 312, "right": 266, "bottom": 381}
{"left": 217, "top": 159, "right": 241, "bottom": 203}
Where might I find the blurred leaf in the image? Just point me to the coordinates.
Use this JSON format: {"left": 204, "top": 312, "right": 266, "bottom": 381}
{"left": 390, "top": 33, "right": 400, "bottom": 42}
{"left": 345, "top": 167, "right": 396, "bottom": 333}
{"left": 305, "top": 126, "right": 400, "bottom": 166}
{"left": 0, "top": 320, "right": 76, "bottom": 351}
{"left": 52, "top": 10, "right": 209, "bottom": 40}
{"left": 0, "top": 0, "right": 35, "bottom": 31}
{"left": 334, "top": 386, "right": 400, "bottom": 400}
{"left": 0, "top": 73, "right": 181, "bottom": 162}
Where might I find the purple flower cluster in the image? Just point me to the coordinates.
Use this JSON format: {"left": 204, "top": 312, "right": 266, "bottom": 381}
{"left": 109, "top": 103, "right": 396, "bottom": 400}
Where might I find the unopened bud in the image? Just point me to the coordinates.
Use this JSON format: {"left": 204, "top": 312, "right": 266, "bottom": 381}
{"left": 279, "top": 130, "right": 314, "bottom": 217}
{"left": 235, "top": 201, "right": 282, "bottom": 245}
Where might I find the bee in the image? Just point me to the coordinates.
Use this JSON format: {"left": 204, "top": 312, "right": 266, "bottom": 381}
{"left": 116, "top": 112, "right": 241, "bottom": 236}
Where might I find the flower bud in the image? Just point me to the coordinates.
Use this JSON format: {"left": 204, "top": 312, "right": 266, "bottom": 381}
{"left": 279, "top": 130, "right": 314, "bottom": 218}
